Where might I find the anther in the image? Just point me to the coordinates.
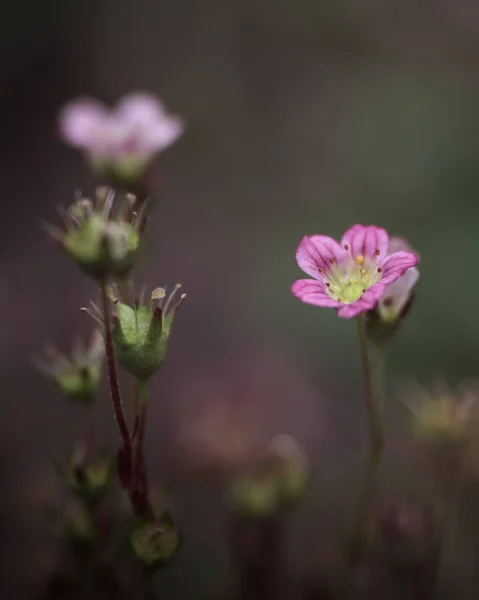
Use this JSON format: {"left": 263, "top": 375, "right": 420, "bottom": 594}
{"left": 325, "top": 283, "right": 330, "bottom": 287}
{"left": 356, "top": 255, "right": 364, "bottom": 265}
{"left": 360, "top": 268, "right": 366, "bottom": 275}
{"left": 377, "top": 267, "right": 382, "bottom": 273}
{"left": 329, "top": 258, "right": 335, "bottom": 264}
{"left": 375, "top": 249, "right": 380, "bottom": 256}
{"left": 344, "top": 244, "right": 349, "bottom": 251}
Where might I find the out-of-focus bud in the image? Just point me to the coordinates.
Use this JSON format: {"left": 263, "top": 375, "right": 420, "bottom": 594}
{"left": 406, "top": 386, "right": 476, "bottom": 447}
{"left": 58, "top": 92, "right": 183, "bottom": 192}
{"left": 377, "top": 499, "right": 440, "bottom": 577}
{"left": 366, "top": 237, "right": 419, "bottom": 344}
{"left": 62, "top": 504, "right": 95, "bottom": 549}
{"left": 61, "top": 443, "right": 112, "bottom": 507}
{"left": 36, "top": 331, "right": 104, "bottom": 405}
{"left": 229, "top": 434, "right": 309, "bottom": 518}
{"left": 105, "top": 284, "right": 185, "bottom": 381}
{"left": 45, "top": 187, "right": 144, "bottom": 279}
{"left": 229, "top": 473, "right": 280, "bottom": 518}
{"left": 130, "top": 513, "right": 180, "bottom": 573}
{"left": 268, "top": 434, "right": 310, "bottom": 504}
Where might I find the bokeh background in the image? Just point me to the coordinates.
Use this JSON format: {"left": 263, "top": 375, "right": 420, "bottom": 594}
{"left": 1, "top": 0, "right": 479, "bottom": 597}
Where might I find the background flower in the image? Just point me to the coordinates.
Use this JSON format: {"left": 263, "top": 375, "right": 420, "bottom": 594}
{"left": 58, "top": 92, "right": 184, "bottom": 180}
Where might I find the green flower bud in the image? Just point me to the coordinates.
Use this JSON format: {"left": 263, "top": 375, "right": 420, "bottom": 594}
{"left": 108, "top": 284, "right": 185, "bottom": 381}
{"left": 61, "top": 443, "right": 112, "bottom": 506}
{"left": 268, "top": 434, "right": 310, "bottom": 504}
{"left": 36, "top": 331, "right": 104, "bottom": 405}
{"left": 229, "top": 473, "right": 280, "bottom": 518}
{"left": 413, "top": 396, "right": 470, "bottom": 445}
{"left": 63, "top": 504, "right": 95, "bottom": 548}
{"left": 229, "top": 435, "right": 309, "bottom": 518}
{"left": 46, "top": 187, "right": 145, "bottom": 279}
{"left": 130, "top": 514, "right": 181, "bottom": 573}
{"left": 405, "top": 383, "right": 477, "bottom": 447}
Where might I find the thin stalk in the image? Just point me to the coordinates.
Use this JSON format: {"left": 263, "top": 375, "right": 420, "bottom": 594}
{"left": 99, "top": 282, "right": 131, "bottom": 449}
{"left": 344, "top": 317, "right": 386, "bottom": 590}
{"left": 132, "top": 379, "right": 153, "bottom": 518}
{"left": 356, "top": 316, "right": 383, "bottom": 458}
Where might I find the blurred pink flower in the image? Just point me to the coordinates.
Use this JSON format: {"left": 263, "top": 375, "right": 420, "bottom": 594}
{"left": 58, "top": 92, "right": 184, "bottom": 179}
{"left": 376, "top": 236, "right": 419, "bottom": 323}
{"left": 292, "top": 224, "right": 418, "bottom": 319}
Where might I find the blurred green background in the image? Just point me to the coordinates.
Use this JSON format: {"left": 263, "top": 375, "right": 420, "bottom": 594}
{"left": 1, "top": 0, "right": 479, "bottom": 597}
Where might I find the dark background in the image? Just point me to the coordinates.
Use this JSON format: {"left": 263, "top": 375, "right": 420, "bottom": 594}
{"left": 1, "top": 0, "right": 479, "bottom": 597}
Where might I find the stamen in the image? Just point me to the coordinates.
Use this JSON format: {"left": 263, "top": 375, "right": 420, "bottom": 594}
{"left": 356, "top": 255, "right": 364, "bottom": 265}
{"left": 325, "top": 283, "right": 330, "bottom": 287}
{"left": 329, "top": 258, "right": 335, "bottom": 264}
{"left": 344, "top": 244, "right": 349, "bottom": 251}
{"left": 377, "top": 267, "right": 382, "bottom": 273}
{"left": 164, "top": 284, "right": 182, "bottom": 313}
{"left": 375, "top": 249, "right": 380, "bottom": 256}
{"left": 360, "top": 268, "right": 366, "bottom": 275}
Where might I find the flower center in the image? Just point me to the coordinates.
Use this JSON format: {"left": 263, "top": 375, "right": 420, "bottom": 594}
{"left": 339, "top": 280, "right": 365, "bottom": 303}
{"left": 322, "top": 253, "right": 383, "bottom": 304}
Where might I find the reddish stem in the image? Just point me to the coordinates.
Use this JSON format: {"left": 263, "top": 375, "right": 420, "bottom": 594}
{"left": 100, "top": 283, "right": 131, "bottom": 449}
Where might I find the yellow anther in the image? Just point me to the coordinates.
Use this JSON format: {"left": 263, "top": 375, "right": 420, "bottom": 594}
{"left": 356, "top": 255, "right": 364, "bottom": 265}
{"left": 360, "top": 268, "right": 366, "bottom": 275}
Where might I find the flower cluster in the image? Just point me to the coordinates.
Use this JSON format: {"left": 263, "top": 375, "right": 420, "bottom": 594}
{"left": 292, "top": 224, "right": 418, "bottom": 319}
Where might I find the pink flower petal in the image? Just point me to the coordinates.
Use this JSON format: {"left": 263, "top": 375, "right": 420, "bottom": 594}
{"left": 58, "top": 99, "right": 108, "bottom": 148}
{"left": 341, "top": 225, "right": 389, "bottom": 262}
{"left": 116, "top": 92, "right": 166, "bottom": 125}
{"left": 337, "top": 283, "right": 386, "bottom": 318}
{"left": 292, "top": 279, "right": 340, "bottom": 308}
{"left": 295, "top": 235, "right": 347, "bottom": 279}
{"left": 148, "top": 116, "right": 185, "bottom": 152}
{"left": 380, "top": 251, "right": 419, "bottom": 285}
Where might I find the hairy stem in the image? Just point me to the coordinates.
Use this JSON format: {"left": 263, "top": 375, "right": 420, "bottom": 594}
{"left": 100, "top": 282, "right": 131, "bottom": 449}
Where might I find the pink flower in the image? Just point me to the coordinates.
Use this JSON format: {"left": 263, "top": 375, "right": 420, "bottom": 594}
{"left": 377, "top": 237, "right": 419, "bottom": 323}
{"left": 292, "top": 225, "right": 418, "bottom": 319}
{"left": 58, "top": 92, "right": 184, "bottom": 178}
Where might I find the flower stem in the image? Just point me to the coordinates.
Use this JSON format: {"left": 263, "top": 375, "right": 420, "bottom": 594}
{"left": 132, "top": 379, "right": 153, "bottom": 518}
{"left": 99, "top": 282, "right": 131, "bottom": 449}
{"left": 344, "top": 317, "right": 386, "bottom": 587}
{"left": 356, "top": 316, "right": 383, "bottom": 459}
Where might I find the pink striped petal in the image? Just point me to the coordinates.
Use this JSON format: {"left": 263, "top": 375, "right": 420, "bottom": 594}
{"left": 337, "top": 283, "right": 386, "bottom": 318}
{"left": 341, "top": 225, "right": 389, "bottom": 262}
{"left": 292, "top": 279, "right": 341, "bottom": 308}
{"left": 295, "top": 235, "right": 347, "bottom": 279}
{"left": 380, "top": 251, "right": 419, "bottom": 285}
